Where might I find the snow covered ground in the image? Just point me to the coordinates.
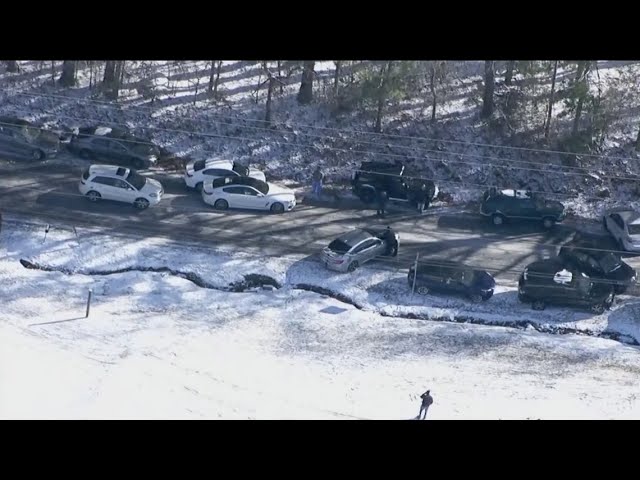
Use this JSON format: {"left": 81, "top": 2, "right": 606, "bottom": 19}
{"left": 2, "top": 220, "right": 640, "bottom": 419}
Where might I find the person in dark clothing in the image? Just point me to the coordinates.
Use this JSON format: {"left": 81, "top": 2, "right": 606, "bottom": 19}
{"left": 416, "top": 183, "right": 428, "bottom": 213}
{"left": 376, "top": 190, "right": 388, "bottom": 217}
{"left": 311, "top": 167, "right": 325, "bottom": 200}
{"left": 418, "top": 390, "right": 433, "bottom": 420}
{"left": 383, "top": 226, "right": 398, "bottom": 255}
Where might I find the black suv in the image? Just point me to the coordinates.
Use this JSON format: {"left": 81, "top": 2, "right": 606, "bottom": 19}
{"left": 0, "top": 116, "right": 60, "bottom": 160}
{"left": 517, "top": 259, "right": 615, "bottom": 314}
{"left": 408, "top": 260, "right": 496, "bottom": 302}
{"left": 480, "top": 188, "right": 565, "bottom": 229}
{"left": 68, "top": 126, "right": 160, "bottom": 170}
{"left": 558, "top": 233, "right": 636, "bottom": 294}
{"left": 351, "top": 161, "right": 438, "bottom": 208}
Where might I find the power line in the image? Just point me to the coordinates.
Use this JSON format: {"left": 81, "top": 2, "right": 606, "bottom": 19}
{"left": 2, "top": 110, "right": 639, "bottom": 194}
{"left": 9, "top": 85, "right": 640, "bottom": 163}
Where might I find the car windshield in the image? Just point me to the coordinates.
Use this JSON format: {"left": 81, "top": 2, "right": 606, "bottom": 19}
{"left": 628, "top": 224, "right": 640, "bottom": 235}
{"left": 598, "top": 253, "right": 621, "bottom": 273}
{"left": 126, "top": 171, "right": 147, "bottom": 190}
{"left": 132, "top": 142, "right": 158, "bottom": 156}
{"left": 327, "top": 239, "right": 351, "bottom": 254}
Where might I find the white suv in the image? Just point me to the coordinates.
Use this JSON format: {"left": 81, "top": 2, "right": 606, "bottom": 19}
{"left": 183, "top": 159, "right": 266, "bottom": 191}
{"left": 79, "top": 164, "right": 164, "bottom": 210}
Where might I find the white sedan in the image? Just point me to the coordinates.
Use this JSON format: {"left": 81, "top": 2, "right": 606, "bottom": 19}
{"left": 183, "top": 159, "right": 266, "bottom": 191}
{"left": 603, "top": 207, "right": 640, "bottom": 253}
{"left": 202, "top": 176, "right": 296, "bottom": 214}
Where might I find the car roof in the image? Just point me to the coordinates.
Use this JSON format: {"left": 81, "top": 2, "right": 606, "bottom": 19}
{"left": 338, "top": 229, "right": 373, "bottom": 247}
{"left": 199, "top": 159, "right": 234, "bottom": 169}
{"left": 617, "top": 210, "right": 640, "bottom": 225}
{"left": 357, "top": 161, "right": 404, "bottom": 176}
{"left": 210, "top": 175, "right": 267, "bottom": 189}
{"left": 500, "top": 189, "right": 532, "bottom": 199}
{"left": 88, "top": 164, "right": 130, "bottom": 177}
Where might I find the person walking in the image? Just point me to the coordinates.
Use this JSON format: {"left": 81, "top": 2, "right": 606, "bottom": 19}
{"left": 418, "top": 390, "right": 433, "bottom": 420}
{"left": 311, "top": 167, "right": 324, "bottom": 200}
{"left": 416, "top": 183, "right": 427, "bottom": 213}
{"left": 375, "top": 189, "right": 388, "bottom": 217}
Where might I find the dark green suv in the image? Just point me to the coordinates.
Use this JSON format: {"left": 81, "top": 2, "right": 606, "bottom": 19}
{"left": 480, "top": 188, "right": 565, "bottom": 229}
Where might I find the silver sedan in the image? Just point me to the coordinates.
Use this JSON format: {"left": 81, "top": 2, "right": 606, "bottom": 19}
{"left": 321, "top": 227, "right": 399, "bottom": 273}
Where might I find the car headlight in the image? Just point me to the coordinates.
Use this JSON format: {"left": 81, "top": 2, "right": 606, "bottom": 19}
{"left": 148, "top": 192, "right": 158, "bottom": 198}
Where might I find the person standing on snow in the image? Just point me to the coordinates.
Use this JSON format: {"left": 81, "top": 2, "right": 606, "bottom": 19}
{"left": 418, "top": 390, "right": 433, "bottom": 420}
{"left": 311, "top": 167, "right": 325, "bottom": 200}
{"left": 375, "top": 189, "right": 389, "bottom": 217}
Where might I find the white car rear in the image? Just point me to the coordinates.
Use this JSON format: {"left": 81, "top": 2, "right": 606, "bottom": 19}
{"left": 79, "top": 164, "right": 164, "bottom": 210}
{"left": 183, "top": 159, "right": 266, "bottom": 190}
{"left": 201, "top": 176, "right": 296, "bottom": 214}
{"left": 604, "top": 208, "right": 640, "bottom": 252}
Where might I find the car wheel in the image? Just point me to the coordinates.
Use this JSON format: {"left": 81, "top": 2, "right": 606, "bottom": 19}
{"left": 492, "top": 213, "right": 505, "bottom": 226}
{"left": 134, "top": 198, "right": 150, "bottom": 210}
{"left": 591, "top": 303, "right": 606, "bottom": 315}
{"left": 31, "top": 149, "right": 45, "bottom": 161}
{"left": 86, "top": 191, "right": 101, "bottom": 202}
{"left": 79, "top": 149, "right": 93, "bottom": 160}
{"left": 469, "top": 293, "right": 483, "bottom": 303}
{"left": 417, "top": 286, "right": 429, "bottom": 295}
{"left": 195, "top": 182, "right": 203, "bottom": 193}
{"left": 604, "top": 293, "right": 615, "bottom": 308}
{"left": 614, "top": 284, "right": 627, "bottom": 295}
{"left": 542, "top": 217, "right": 556, "bottom": 229}
{"left": 214, "top": 199, "right": 229, "bottom": 210}
{"left": 270, "top": 202, "right": 285, "bottom": 214}
{"left": 359, "top": 189, "right": 375, "bottom": 205}
{"left": 532, "top": 299, "right": 545, "bottom": 311}
{"left": 389, "top": 245, "right": 398, "bottom": 257}
{"left": 347, "top": 261, "right": 359, "bottom": 273}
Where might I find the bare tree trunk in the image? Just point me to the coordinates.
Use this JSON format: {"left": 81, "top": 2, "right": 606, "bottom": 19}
{"left": 297, "top": 61, "right": 315, "bottom": 104}
{"left": 265, "top": 76, "right": 275, "bottom": 124}
{"left": 544, "top": 60, "right": 558, "bottom": 140}
{"left": 5, "top": 61, "right": 19, "bottom": 73}
{"left": 333, "top": 61, "right": 342, "bottom": 96}
{"left": 103, "top": 61, "right": 116, "bottom": 84}
{"left": 118, "top": 61, "right": 126, "bottom": 86}
{"left": 375, "top": 61, "right": 394, "bottom": 133}
{"left": 572, "top": 61, "right": 590, "bottom": 136}
{"left": 89, "top": 61, "right": 93, "bottom": 89}
{"left": 429, "top": 63, "right": 437, "bottom": 122}
{"left": 481, "top": 61, "right": 495, "bottom": 118}
{"left": 50, "top": 61, "right": 56, "bottom": 85}
{"left": 59, "top": 61, "right": 77, "bottom": 87}
{"left": 255, "top": 64, "right": 263, "bottom": 104}
{"left": 208, "top": 61, "right": 216, "bottom": 92}
{"left": 504, "top": 61, "right": 515, "bottom": 85}
{"left": 213, "top": 61, "right": 222, "bottom": 96}
{"left": 636, "top": 124, "right": 640, "bottom": 150}
{"left": 277, "top": 61, "right": 284, "bottom": 95}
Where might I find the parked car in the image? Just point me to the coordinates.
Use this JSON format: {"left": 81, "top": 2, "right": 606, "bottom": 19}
{"left": 517, "top": 259, "right": 615, "bottom": 314}
{"left": 69, "top": 126, "right": 160, "bottom": 169}
{"left": 408, "top": 260, "right": 495, "bottom": 302}
{"left": 79, "top": 164, "right": 164, "bottom": 210}
{"left": 603, "top": 207, "right": 640, "bottom": 253}
{"left": 558, "top": 233, "right": 636, "bottom": 294}
{"left": 0, "top": 116, "right": 60, "bottom": 160}
{"left": 351, "top": 161, "right": 438, "bottom": 208}
{"left": 321, "top": 227, "right": 399, "bottom": 273}
{"left": 479, "top": 188, "right": 565, "bottom": 229}
{"left": 201, "top": 176, "right": 296, "bottom": 213}
{"left": 183, "top": 159, "right": 266, "bottom": 191}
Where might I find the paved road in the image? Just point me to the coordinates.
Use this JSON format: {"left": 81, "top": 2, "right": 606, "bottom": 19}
{"left": 1, "top": 157, "right": 638, "bottom": 287}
